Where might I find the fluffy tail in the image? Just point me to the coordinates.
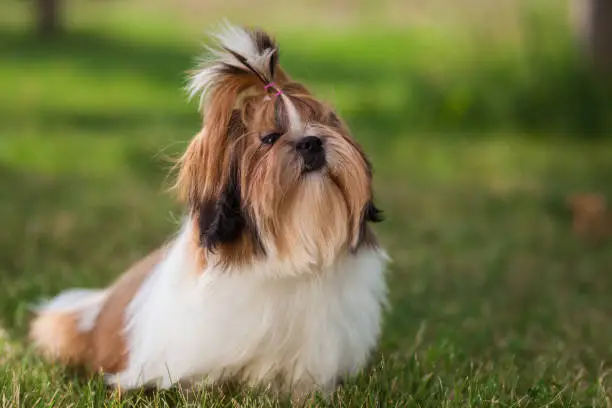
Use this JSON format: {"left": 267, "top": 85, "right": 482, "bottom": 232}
{"left": 29, "top": 289, "right": 108, "bottom": 366}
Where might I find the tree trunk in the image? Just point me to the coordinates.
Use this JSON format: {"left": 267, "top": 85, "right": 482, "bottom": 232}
{"left": 36, "top": 0, "right": 62, "bottom": 37}
{"left": 571, "top": 0, "right": 612, "bottom": 72}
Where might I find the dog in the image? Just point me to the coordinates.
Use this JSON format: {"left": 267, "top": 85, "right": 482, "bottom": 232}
{"left": 29, "top": 22, "right": 389, "bottom": 397}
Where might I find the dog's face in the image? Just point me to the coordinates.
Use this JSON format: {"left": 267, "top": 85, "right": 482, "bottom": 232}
{"left": 176, "top": 26, "right": 382, "bottom": 272}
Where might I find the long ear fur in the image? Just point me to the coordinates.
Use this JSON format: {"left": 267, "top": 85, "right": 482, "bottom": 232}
{"left": 352, "top": 200, "right": 383, "bottom": 251}
{"left": 196, "top": 110, "right": 248, "bottom": 251}
{"left": 363, "top": 200, "right": 383, "bottom": 223}
{"left": 198, "top": 164, "right": 244, "bottom": 251}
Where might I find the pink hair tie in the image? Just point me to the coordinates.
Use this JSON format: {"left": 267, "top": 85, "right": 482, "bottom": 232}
{"left": 264, "top": 82, "right": 282, "bottom": 95}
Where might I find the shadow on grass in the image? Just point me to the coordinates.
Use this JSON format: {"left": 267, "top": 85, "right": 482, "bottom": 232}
{"left": 1, "top": 108, "right": 200, "bottom": 135}
{"left": 0, "top": 28, "right": 193, "bottom": 86}
{"left": 2, "top": 26, "right": 612, "bottom": 140}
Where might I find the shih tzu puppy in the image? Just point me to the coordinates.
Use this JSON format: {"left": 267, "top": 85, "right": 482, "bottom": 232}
{"left": 29, "top": 22, "right": 389, "bottom": 396}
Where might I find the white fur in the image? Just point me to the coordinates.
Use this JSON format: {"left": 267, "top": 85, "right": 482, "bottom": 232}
{"left": 33, "top": 288, "right": 108, "bottom": 332}
{"left": 101, "top": 219, "right": 388, "bottom": 393}
{"left": 280, "top": 93, "right": 303, "bottom": 136}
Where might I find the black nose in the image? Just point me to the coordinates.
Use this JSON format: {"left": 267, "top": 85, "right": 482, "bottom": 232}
{"left": 296, "top": 136, "right": 323, "bottom": 154}
{"left": 296, "top": 136, "right": 325, "bottom": 172}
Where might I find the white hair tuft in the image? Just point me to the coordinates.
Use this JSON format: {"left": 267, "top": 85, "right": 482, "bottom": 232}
{"left": 186, "top": 20, "right": 279, "bottom": 111}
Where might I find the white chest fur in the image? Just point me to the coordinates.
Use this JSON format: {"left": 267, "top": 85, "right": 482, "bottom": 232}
{"left": 105, "top": 222, "right": 388, "bottom": 393}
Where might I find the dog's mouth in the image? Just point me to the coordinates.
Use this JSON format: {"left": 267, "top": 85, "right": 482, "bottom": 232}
{"left": 302, "top": 155, "right": 326, "bottom": 173}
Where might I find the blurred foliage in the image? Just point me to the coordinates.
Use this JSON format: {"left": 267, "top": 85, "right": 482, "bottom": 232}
{"left": 2, "top": 0, "right": 611, "bottom": 138}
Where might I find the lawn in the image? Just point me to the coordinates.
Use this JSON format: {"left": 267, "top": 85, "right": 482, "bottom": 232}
{"left": 1, "top": 1, "right": 612, "bottom": 406}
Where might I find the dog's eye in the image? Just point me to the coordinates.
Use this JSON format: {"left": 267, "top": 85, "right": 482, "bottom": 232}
{"left": 261, "top": 132, "right": 281, "bottom": 145}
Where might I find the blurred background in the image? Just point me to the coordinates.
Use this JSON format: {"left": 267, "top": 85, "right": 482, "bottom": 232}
{"left": 2, "top": 0, "right": 612, "bottom": 405}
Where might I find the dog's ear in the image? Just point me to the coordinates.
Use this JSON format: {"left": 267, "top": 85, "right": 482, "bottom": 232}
{"left": 200, "top": 110, "right": 250, "bottom": 251}
{"left": 363, "top": 200, "right": 383, "bottom": 223}
{"left": 176, "top": 107, "right": 262, "bottom": 266}
{"left": 179, "top": 110, "right": 249, "bottom": 251}
{"left": 351, "top": 200, "right": 383, "bottom": 252}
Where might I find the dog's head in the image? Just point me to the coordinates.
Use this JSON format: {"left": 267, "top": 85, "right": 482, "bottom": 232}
{"left": 176, "top": 23, "right": 382, "bottom": 273}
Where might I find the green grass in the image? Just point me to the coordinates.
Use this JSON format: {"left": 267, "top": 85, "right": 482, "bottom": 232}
{"left": 2, "top": 1, "right": 612, "bottom": 406}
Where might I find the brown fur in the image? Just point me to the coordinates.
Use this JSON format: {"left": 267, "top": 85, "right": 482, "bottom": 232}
{"left": 89, "top": 246, "right": 167, "bottom": 373}
{"left": 29, "top": 246, "right": 167, "bottom": 372}
{"left": 568, "top": 193, "right": 612, "bottom": 241}
{"left": 29, "top": 310, "right": 90, "bottom": 366}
